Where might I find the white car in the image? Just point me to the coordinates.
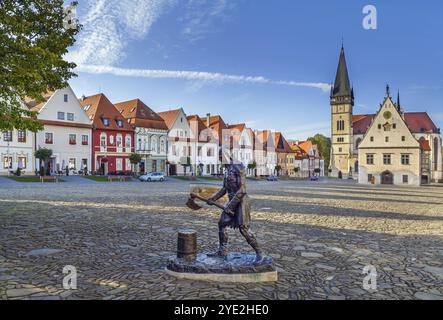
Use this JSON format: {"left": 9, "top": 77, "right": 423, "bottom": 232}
{"left": 139, "top": 172, "right": 165, "bottom": 182}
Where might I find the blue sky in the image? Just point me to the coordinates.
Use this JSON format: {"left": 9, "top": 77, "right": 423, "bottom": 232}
{"left": 67, "top": 0, "right": 443, "bottom": 140}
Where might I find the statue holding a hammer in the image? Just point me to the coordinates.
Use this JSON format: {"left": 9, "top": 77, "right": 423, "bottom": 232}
{"left": 187, "top": 160, "right": 263, "bottom": 264}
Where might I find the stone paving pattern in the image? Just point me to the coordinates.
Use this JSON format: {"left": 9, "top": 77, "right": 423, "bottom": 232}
{"left": 0, "top": 178, "right": 442, "bottom": 300}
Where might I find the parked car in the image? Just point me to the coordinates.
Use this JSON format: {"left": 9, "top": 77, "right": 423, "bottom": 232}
{"left": 139, "top": 172, "right": 165, "bottom": 182}
{"left": 266, "top": 175, "right": 279, "bottom": 182}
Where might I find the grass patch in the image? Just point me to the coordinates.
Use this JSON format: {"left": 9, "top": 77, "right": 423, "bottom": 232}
{"left": 171, "top": 176, "right": 196, "bottom": 181}
{"left": 7, "top": 176, "right": 65, "bottom": 183}
{"left": 198, "top": 176, "right": 223, "bottom": 181}
{"left": 83, "top": 176, "right": 111, "bottom": 182}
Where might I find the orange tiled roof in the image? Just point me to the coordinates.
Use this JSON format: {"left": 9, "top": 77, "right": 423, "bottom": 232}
{"left": 23, "top": 91, "right": 56, "bottom": 112}
{"left": 157, "top": 108, "right": 183, "bottom": 129}
{"left": 114, "top": 99, "right": 168, "bottom": 131}
{"left": 80, "top": 93, "right": 133, "bottom": 131}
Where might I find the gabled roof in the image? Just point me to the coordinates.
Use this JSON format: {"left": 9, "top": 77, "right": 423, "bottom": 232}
{"left": 23, "top": 91, "right": 56, "bottom": 112}
{"left": 114, "top": 99, "right": 168, "bottom": 130}
{"left": 228, "top": 123, "right": 246, "bottom": 132}
{"left": 255, "top": 130, "right": 275, "bottom": 151}
{"left": 80, "top": 93, "right": 133, "bottom": 131}
{"left": 187, "top": 115, "right": 214, "bottom": 143}
{"left": 288, "top": 141, "right": 309, "bottom": 159}
{"left": 352, "top": 112, "right": 440, "bottom": 134}
{"left": 200, "top": 115, "right": 228, "bottom": 145}
{"left": 274, "top": 132, "right": 294, "bottom": 153}
{"left": 157, "top": 108, "right": 184, "bottom": 130}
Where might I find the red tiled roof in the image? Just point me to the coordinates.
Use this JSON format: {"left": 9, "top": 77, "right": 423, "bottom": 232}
{"left": 114, "top": 99, "right": 168, "bottom": 131}
{"left": 352, "top": 112, "right": 439, "bottom": 134}
{"left": 404, "top": 112, "right": 439, "bottom": 133}
{"left": 187, "top": 115, "right": 215, "bottom": 143}
{"left": 157, "top": 109, "right": 183, "bottom": 129}
{"left": 200, "top": 115, "right": 228, "bottom": 145}
{"left": 80, "top": 94, "right": 133, "bottom": 131}
{"left": 23, "top": 91, "right": 55, "bottom": 112}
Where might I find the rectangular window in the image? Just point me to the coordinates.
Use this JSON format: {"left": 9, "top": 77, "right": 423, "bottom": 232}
{"left": 58, "top": 112, "right": 65, "bottom": 120}
{"left": 385, "top": 136, "right": 389, "bottom": 142}
{"left": 403, "top": 175, "right": 409, "bottom": 184}
{"left": 67, "top": 113, "right": 74, "bottom": 121}
{"left": 69, "top": 134, "right": 77, "bottom": 145}
{"left": 116, "top": 158, "right": 123, "bottom": 171}
{"left": 198, "top": 146, "right": 202, "bottom": 157}
{"left": 3, "top": 130, "right": 12, "bottom": 142}
{"left": 337, "top": 137, "right": 344, "bottom": 143}
{"left": 18, "top": 130, "right": 26, "bottom": 143}
{"left": 172, "top": 145, "right": 177, "bottom": 156}
{"left": 188, "top": 146, "right": 192, "bottom": 157}
{"left": 370, "top": 137, "right": 374, "bottom": 142}
{"left": 18, "top": 157, "right": 27, "bottom": 169}
{"left": 368, "top": 174, "right": 373, "bottom": 182}
{"left": 45, "top": 132, "right": 53, "bottom": 144}
{"left": 64, "top": 94, "right": 68, "bottom": 102}
{"left": 82, "top": 135, "right": 89, "bottom": 145}
{"left": 402, "top": 136, "right": 406, "bottom": 142}
{"left": 383, "top": 154, "right": 391, "bottom": 165}
{"left": 69, "top": 158, "right": 76, "bottom": 170}
{"left": 338, "top": 147, "right": 342, "bottom": 152}
{"left": 4, "top": 156, "right": 12, "bottom": 169}
{"left": 366, "top": 154, "right": 374, "bottom": 165}
{"left": 182, "top": 146, "right": 186, "bottom": 156}
{"left": 125, "top": 158, "right": 132, "bottom": 171}
{"left": 207, "top": 148, "right": 214, "bottom": 157}
{"left": 401, "top": 154, "right": 410, "bottom": 165}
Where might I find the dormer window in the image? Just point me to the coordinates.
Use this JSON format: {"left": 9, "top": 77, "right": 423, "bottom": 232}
{"left": 117, "top": 119, "right": 123, "bottom": 128}
{"left": 83, "top": 105, "right": 91, "bottom": 111}
{"left": 103, "top": 118, "right": 110, "bottom": 126}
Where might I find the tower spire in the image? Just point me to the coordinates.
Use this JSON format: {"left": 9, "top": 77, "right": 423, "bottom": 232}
{"left": 386, "top": 84, "right": 391, "bottom": 97}
{"left": 397, "top": 90, "right": 401, "bottom": 110}
{"left": 331, "top": 46, "right": 352, "bottom": 99}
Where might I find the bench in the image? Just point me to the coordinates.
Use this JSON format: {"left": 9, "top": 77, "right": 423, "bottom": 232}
{"left": 40, "top": 176, "right": 58, "bottom": 183}
{"left": 108, "top": 176, "right": 132, "bottom": 182}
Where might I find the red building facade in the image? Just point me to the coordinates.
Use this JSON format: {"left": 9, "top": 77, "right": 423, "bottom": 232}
{"left": 81, "top": 94, "right": 134, "bottom": 175}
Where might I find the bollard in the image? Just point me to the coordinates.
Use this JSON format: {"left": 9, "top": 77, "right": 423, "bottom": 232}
{"left": 177, "top": 230, "right": 197, "bottom": 261}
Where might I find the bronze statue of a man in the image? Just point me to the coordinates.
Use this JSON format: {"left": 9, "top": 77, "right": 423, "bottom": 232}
{"left": 207, "top": 161, "right": 263, "bottom": 263}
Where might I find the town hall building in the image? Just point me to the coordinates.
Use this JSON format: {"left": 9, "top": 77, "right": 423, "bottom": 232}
{"left": 330, "top": 46, "right": 442, "bottom": 185}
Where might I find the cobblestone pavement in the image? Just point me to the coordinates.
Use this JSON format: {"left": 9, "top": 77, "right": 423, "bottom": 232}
{"left": 0, "top": 179, "right": 442, "bottom": 300}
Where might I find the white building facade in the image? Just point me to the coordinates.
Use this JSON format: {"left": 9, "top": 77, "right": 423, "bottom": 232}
{"left": 27, "top": 86, "right": 92, "bottom": 174}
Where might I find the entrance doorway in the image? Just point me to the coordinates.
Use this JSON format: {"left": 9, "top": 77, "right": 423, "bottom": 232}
{"left": 381, "top": 171, "right": 394, "bottom": 185}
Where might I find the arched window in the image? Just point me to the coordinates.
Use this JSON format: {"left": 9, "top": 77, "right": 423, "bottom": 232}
{"left": 100, "top": 133, "right": 107, "bottom": 147}
{"left": 116, "top": 134, "right": 123, "bottom": 148}
{"left": 434, "top": 137, "right": 439, "bottom": 171}
{"left": 160, "top": 138, "right": 166, "bottom": 153}
{"left": 125, "top": 135, "right": 131, "bottom": 148}
{"left": 151, "top": 136, "right": 158, "bottom": 153}
{"left": 337, "top": 120, "right": 345, "bottom": 131}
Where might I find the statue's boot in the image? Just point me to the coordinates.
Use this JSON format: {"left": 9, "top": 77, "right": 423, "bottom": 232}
{"left": 208, "top": 229, "right": 228, "bottom": 257}
{"left": 240, "top": 227, "right": 264, "bottom": 264}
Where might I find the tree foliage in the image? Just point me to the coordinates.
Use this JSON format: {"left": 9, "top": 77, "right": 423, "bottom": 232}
{"left": 129, "top": 153, "right": 142, "bottom": 165}
{"left": 34, "top": 147, "right": 53, "bottom": 161}
{"left": 308, "top": 134, "right": 331, "bottom": 171}
{"left": 0, "top": 0, "right": 80, "bottom": 131}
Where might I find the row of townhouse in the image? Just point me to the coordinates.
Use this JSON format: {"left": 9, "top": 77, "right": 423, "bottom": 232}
{"left": 0, "top": 84, "right": 324, "bottom": 177}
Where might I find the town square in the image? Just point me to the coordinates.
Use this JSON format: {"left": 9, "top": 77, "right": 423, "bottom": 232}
{"left": 0, "top": 177, "right": 442, "bottom": 300}
{"left": 1, "top": 0, "right": 443, "bottom": 305}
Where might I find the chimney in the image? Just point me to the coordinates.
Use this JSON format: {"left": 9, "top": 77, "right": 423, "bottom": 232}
{"left": 206, "top": 113, "right": 210, "bottom": 127}
{"left": 81, "top": 95, "right": 86, "bottom": 101}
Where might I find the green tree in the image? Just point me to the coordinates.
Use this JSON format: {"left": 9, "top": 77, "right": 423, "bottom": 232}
{"left": 308, "top": 134, "right": 331, "bottom": 174}
{"left": 35, "top": 148, "right": 53, "bottom": 176}
{"left": 247, "top": 161, "right": 257, "bottom": 177}
{"left": 129, "top": 153, "right": 142, "bottom": 173}
{"left": 0, "top": 0, "right": 80, "bottom": 132}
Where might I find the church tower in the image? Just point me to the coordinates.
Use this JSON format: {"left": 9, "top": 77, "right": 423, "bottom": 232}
{"left": 330, "top": 46, "right": 354, "bottom": 178}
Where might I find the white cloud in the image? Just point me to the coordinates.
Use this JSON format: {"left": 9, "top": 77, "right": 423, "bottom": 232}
{"left": 67, "top": 0, "right": 173, "bottom": 65}
{"left": 76, "top": 64, "right": 332, "bottom": 92}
